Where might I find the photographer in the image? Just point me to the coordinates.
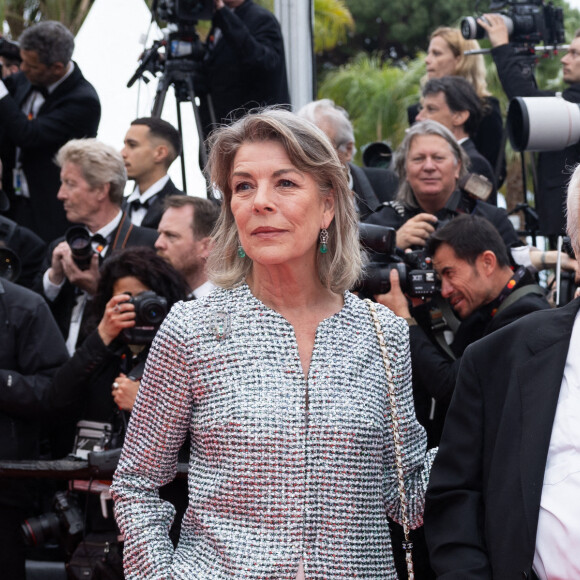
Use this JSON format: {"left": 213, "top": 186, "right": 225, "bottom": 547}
{"left": 50, "top": 247, "right": 188, "bottom": 449}
{"left": 377, "top": 214, "right": 550, "bottom": 447}
{"left": 367, "top": 120, "right": 521, "bottom": 252}
{"left": 0, "top": 277, "right": 69, "bottom": 580}
{"left": 39, "top": 139, "right": 158, "bottom": 354}
{"left": 368, "top": 120, "right": 577, "bottom": 277}
{"left": 199, "top": 0, "right": 290, "bottom": 137}
{"left": 47, "top": 247, "right": 188, "bottom": 564}
{"left": 479, "top": 13, "right": 580, "bottom": 237}
{"left": 0, "top": 21, "right": 101, "bottom": 242}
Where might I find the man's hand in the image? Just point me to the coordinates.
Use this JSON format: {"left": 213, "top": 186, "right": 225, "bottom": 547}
{"left": 214, "top": 0, "right": 224, "bottom": 9}
{"left": 396, "top": 213, "right": 438, "bottom": 250}
{"left": 48, "top": 243, "right": 101, "bottom": 294}
{"left": 477, "top": 13, "right": 510, "bottom": 48}
{"left": 47, "top": 241, "right": 70, "bottom": 286}
{"left": 112, "top": 373, "right": 140, "bottom": 412}
{"left": 374, "top": 269, "right": 412, "bottom": 319}
{"left": 97, "top": 294, "right": 136, "bottom": 346}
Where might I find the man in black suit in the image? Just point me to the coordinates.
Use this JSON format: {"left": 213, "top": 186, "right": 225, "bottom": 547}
{"left": 424, "top": 165, "right": 580, "bottom": 578}
{"left": 297, "top": 99, "right": 399, "bottom": 220}
{"left": 40, "top": 139, "right": 158, "bottom": 353}
{"left": 199, "top": 0, "right": 290, "bottom": 137}
{"left": 121, "top": 117, "right": 185, "bottom": 229}
{"left": 0, "top": 21, "right": 101, "bottom": 242}
{"left": 416, "top": 76, "right": 497, "bottom": 204}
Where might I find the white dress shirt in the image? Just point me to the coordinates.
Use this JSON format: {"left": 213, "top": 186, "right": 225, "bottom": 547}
{"left": 534, "top": 308, "right": 580, "bottom": 579}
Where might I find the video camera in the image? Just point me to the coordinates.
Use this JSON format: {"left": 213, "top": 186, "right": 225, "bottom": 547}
{"left": 154, "top": 0, "right": 213, "bottom": 24}
{"left": 356, "top": 223, "right": 440, "bottom": 297}
{"left": 461, "top": 0, "right": 565, "bottom": 46}
{"left": 128, "top": 0, "right": 213, "bottom": 88}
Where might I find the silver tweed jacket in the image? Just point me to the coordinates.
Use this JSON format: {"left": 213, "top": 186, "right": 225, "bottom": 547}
{"left": 112, "top": 284, "right": 436, "bottom": 579}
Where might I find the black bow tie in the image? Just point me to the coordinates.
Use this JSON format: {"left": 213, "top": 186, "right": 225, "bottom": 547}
{"left": 129, "top": 198, "right": 150, "bottom": 211}
{"left": 91, "top": 233, "right": 108, "bottom": 249}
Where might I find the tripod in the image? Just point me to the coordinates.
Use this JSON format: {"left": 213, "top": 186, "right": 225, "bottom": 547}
{"left": 151, "top": 57, "right": 216, "bottom": 197}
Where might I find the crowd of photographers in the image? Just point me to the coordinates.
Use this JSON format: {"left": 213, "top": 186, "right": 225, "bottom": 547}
{"left": 1, "top": 0, "right": 580, "bottom": 578}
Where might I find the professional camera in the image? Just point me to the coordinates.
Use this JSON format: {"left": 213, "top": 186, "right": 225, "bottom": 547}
{"left": 356, "top": 223, "right": 440, "bottom": 297}
{"left": 507, "top": 95, "right": 580, "bottom": 151}
{"left": 461, "top": 0, "right": 565, "bottom": 46}
{"left": 0, "top": 37, "right": 21, "bottom": 60}
{"left": 0, "top": 246, "right": 21, "bottom": 282}
{"left": 121, "top": 290, "right": 168, "bottom": 345}
{"left": 65, "top": 226, "right": 96, "bottom": 271}
{"left": 21, "top": 491, "right": 84, "bottom": 550}
{"left": 155, "top": 0, "right": 213, "bottom": 24}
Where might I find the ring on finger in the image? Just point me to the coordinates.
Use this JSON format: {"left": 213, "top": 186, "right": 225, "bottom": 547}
{"left": 113, "top": 382, "right": 119, "bottom": 390}
{"left": 114, "top": 305, "right": 120, "bottom": 313}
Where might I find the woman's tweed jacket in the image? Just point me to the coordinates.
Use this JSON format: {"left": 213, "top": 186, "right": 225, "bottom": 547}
{"left": 112, "top": 284, "right": 436, "bottom": 579}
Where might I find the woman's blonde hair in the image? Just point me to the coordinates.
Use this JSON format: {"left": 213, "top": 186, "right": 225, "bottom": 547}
{"left": 429, "top": 27, "right": 491, "bottom": 98}
{"left": 205, "top": 108, "right": 362, "bottom": 293}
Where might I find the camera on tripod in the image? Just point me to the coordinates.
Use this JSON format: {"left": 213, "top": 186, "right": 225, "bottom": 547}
{"left": 461, "top": 0, "right": 565, "bottom": 46}
{"left": 356, "top": 223, "right": 440, "bottom": 297}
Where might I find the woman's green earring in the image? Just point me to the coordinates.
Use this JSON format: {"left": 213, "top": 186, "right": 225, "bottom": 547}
{"left": 319, "top": 228, "right": 328, "bottom": 254}
{"left": 237, "top": 245, "right": 246, "bottom": 258}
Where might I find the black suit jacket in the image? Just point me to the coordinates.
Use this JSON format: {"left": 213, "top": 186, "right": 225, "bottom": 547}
{"left": 123, "top": 178, "right": 185, "bottom": 230}
{"left": 0, "top": 64, "right": 101, "bottom": 242}
{"left": 424, "top": 299, "right": 580, "bottom": 579}
{"left": 200, "top": 0, "right": 290, "bottom": 135}
{"left": 492, "top": 44, "right": 580, "bottom": 236}
{"left": 40, "top": 214, "right": 158, "bottom": 344}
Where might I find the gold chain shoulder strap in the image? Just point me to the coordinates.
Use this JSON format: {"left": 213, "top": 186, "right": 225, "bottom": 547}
{"left": 365, "top": 299, "right": 414, "bottom": 580}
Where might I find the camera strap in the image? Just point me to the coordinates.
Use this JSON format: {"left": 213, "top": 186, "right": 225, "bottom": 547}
{"left": 428, "top": 295, "right": 460, "bottom": 362}
{"left": 110, "top": 213, "right": 134, "bottom": 253}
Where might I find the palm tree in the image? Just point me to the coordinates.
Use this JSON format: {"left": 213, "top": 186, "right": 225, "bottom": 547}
{"left": 2, "top": 0, "right": 94, "bottom": 37}
{"left": 319, "top": 53, "right": 424, "bottom": 163}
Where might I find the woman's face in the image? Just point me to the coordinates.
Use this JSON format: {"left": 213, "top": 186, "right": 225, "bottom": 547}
{"left": 229, "top": 140, "right": 335, "bottom": 271}
{"left": 405, "top": 134, "right": 460, "bottom": 214}
{"left": 113, "top": 276, "right": 150, "bottom": 298}
{"left": 425, "top": 36, "right": 460, "bottom": 79}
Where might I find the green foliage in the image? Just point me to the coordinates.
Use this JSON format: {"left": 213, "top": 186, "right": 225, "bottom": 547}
{"left": 319, "top": 53, "right": 424, "bottom": 162}
{"left": 2, "top": 0, "right": 95, "bottom": 36}
{"left": 313, "top": 0, "right": 354, "bottom": 53}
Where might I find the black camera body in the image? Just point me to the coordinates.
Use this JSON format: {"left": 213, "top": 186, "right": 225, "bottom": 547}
{"left": 461, "top": 0, "right": 565, "bottom": 46}
{"left": 121, "top": 290, "right": 168, "bottom": 345}
{"left": 155, "top": 0, "right": 213, "bottom": 23}
{"left": 0, "top": 37, "right": 21, "bottom": 61}
{"left": 357, "top": 223, "right": 440, "bottom": 298}
{"left": 21, "top": 491, "right": 84, "bottom": 551}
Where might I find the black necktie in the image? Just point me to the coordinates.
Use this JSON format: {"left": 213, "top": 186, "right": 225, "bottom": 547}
{"left": 31, "top": 85, "right": 49, "bottom": 99}
{"left": 129, "top": 198, "right": 150, "bottom": 213}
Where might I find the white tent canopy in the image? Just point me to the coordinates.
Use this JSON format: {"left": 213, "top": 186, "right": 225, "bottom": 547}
{"left": 74, "top": 0, "right": 207, "bottom": 197}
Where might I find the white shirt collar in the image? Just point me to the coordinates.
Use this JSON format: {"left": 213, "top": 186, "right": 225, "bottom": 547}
{"left": 126, "top": 174, "right": 170, "bottom": 205}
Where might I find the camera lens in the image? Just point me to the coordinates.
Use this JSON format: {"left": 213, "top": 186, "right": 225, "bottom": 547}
{"left": 65, "top": 226, "right": 94, "bottom": 270}
{"left": 460, "top": 17, "right": 481, "bottom": 40}
{"left": 20, "top": 513, "right": 61, "bottom": 547}
{"left": 0, "top": 247, "right": 21, "bottom": 282}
